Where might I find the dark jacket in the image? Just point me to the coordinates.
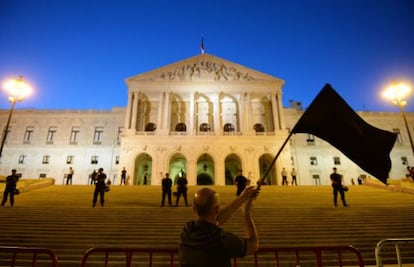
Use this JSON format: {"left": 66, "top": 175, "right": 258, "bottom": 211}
{"left": 179, "top": 220, "right": 246, "bottom": 267}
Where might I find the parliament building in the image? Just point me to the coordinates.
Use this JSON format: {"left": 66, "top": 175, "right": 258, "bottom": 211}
{"left": 0, "top": 53, "right": 411, "bottom": 186}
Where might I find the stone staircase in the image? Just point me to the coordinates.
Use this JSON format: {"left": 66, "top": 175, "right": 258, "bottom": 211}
{"left": 0, "top": 184, "right": 413, "bottom": 266}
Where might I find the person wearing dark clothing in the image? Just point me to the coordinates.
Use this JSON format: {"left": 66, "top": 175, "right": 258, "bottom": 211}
{"left": 175, "top": 176, "right": 188, "bottom": 206}
{"left": 281, "top": 168, "right": 288, "bottom": 185}
{"left": 1, "top": 169, "right": 19, "bottom": 207}
{"left": 234, "top": 169, "right": 248, "bottom": 196}
{"left": 330, "top": 167, "right": 348, "bottom": 207}
{"left": 92, "top": 168, "right": 107, "bottom": 207}
{"left": 291, "top": 168, "right": 298, "bottom": 186}
{"left": 90, "top": 170, "right": 97, "bottom": 185}
{"left": 161, "top": 173, "right": 172, "bottom": 207}
{"left": 179, "top": 186, "right": 259, "bottom": 267}
{"left": 66, "top": 167, "right": 74, "bottom": 185}
{"left": 120, "top": 167, "right": 127, "bottom": 185}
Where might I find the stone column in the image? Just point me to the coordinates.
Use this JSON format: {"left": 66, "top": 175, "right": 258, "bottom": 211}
{"left": 271, "top": 92, "right": 280, "bottom": 130}
{"left": 214, "top": 93, "right": 220, "bottom": 135}
{"left": 163, "top": 92, "right": 171, "bottom": 131}
{"left": 125, "top": 91, "right": 133, "bottom": 129}
{"left": 189, "top": 92, "right": 195, "bottom": 135}
{"left": 157, "top": 91, "right": 164, "bottom": 131}
{"left": 276, "top": 92, "right": 285, "bottom": 129}
{"left": 131, "top": 91, "right": 139, "bottom": 131}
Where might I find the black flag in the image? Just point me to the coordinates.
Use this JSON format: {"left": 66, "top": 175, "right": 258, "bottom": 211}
{"left": 292, "top": 84, "right": 397, "bottom": 184}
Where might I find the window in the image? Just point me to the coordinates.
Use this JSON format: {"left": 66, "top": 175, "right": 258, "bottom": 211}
{"left": 117, "top": 127, "right": 123, "bottom": 144}
{"left": 306, "top": 134, "right": 315, "bottom": 145}
{"left": 145, "top": 123, "right": 156, "bottom": 132}
{"left": 91, "top": 156, "right": 98, "bottom": 164}
{"left": 310, "top": 156, "right": 318, "bottom": 165}
{"left": 115, "top": 155, "right": 119, "bottom": 165}
{"left": 39, "top": 173, "right": 47, "bottom": 179}
{"left": 223, "top": 123, "right": 235, "bottom": 132}
{"left": 393, "top": 128, "right": 402, "bottom": 144}
{"left": 199, "top": 123, "right": 210, "bottom": 132}
{"left": 175, "top": 123, "right": 187, "bottom": 132}
{"left": 18, "top": 155, "right": 26, "bottom": 164}
{"left": 24, "top": 126, "right": 34, "bottom": 143}
{"left": 333, "top": 157, "right": 341, "bottom": 165}
{"left": 42, "top": 155, "right": 50, "bottom": 164}
{"left": 70, "top": 127, "right": 80, "bottom": 143}
{"left": 66, "top": 155, "right": 74, "bottom": 164}
{"left": 93, "top": 127, "right": 104, "bottom": 144}
{"left": 401, "top": 156, "right": 408, "bottom": 165}
{"left": 253, "top": 123, "right": 264, "bottom": 133}
{"left": 47, "top": 126, "right": 57, "bottom": 143}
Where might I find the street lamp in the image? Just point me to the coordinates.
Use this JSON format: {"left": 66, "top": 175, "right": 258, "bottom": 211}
{"left": 0, "top": 76, "right": 33, "bottom": 158}
{"left": 383, "top": 81, "right": 414, "bottom": 157}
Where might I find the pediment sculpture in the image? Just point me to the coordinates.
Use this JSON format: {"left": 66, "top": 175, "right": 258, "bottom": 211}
{"left": 158, "top": 60, "right": 255, "bottom": 81}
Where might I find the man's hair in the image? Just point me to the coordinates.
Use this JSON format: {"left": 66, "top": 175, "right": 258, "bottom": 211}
{"left": 194, "top": 188, "right": 218, "bottom": 217}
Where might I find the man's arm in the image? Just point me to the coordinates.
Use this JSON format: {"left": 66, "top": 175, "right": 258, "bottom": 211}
{"left": 216, "top": 186, "right": 256, "bottom": 226}
{"left": 242, "top": 198, "right": 259, "bottom": 255}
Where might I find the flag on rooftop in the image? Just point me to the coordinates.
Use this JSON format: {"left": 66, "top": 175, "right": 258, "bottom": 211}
{"left": 200, "top": 37, "right": 205, "bottom": 54}
{"left": 291, "top": 83, "right": 397, "bottom": 184}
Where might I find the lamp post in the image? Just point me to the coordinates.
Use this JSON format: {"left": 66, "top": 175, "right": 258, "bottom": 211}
{"left": 0, "top": 76, "right": 32, "bottom": 158}
{"left": 383, "top": 81, "right": 414, "bottom": 157}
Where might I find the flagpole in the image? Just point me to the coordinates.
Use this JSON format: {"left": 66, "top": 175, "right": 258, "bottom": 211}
{"left": 257, "top": 130, "right": 295, "bottom": 190}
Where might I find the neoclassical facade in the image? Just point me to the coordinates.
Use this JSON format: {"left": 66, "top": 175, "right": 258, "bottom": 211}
{"left": 0, "top": 53, "right": 412, "bottom": 185}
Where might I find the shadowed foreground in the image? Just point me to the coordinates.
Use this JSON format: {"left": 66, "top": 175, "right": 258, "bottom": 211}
{"left": 0, "top": 184, "right": 413, "bottom": 266}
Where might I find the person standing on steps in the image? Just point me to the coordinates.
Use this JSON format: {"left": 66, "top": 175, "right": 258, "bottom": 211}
{"left": 1, "top": 169, "right": 19, "bottom": 207}
{"left": 234, "top": 169, "right": 248, "bottom": 196}
{"left": 161, "top": 173, "right": 172, "bottom": 207}
{"left": 175, "top": 174, "right": 188, "bottom": 207}
{"left": 92, "top": 168, "right": 107, "bottom": 207}
{"left": 330, "top": 167, "right": 348, "bottom": 207}
{"left": 291, "top": 168, "right": 298, "bottom": 186}
{"left": 120, "top": 167, "right": 127, "bottom": 185}
{"left": 281, "top": 167, "right": 288, "bottom": 185}
{"left": 66, "top": 167, "right": 74, "bottom": 185}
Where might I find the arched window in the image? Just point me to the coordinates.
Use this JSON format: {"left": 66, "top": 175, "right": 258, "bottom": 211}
{"left": 145, "top": 123, "right": 157, "bottom": 132}
{"left": 223, "top": 123, "right": 235, "bottom": 132}
{"left": 199, "top": 123, "right": 210, "bottom": 132}
{"left": 175, "top": 123, "right": 187, "bottom": 132}
{"left": 254, "top": 123, "right": 265, "bottom": 132}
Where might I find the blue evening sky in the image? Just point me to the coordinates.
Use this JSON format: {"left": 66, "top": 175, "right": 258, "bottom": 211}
{"left": 0, "top": 0, "right": 413, "bottom": 111}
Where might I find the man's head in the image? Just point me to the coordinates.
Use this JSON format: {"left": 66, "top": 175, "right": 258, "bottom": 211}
{"left": 11, "top": 169, "right": 16, "bottom": 174}
{"left": 193, "top": 188, "right": 220, "bottom": 219}
{"left": 333, "top": 167, "right": 337, "bottom": 172}
{"left": 98, "top": 168, "right": 104, "bottom": 172}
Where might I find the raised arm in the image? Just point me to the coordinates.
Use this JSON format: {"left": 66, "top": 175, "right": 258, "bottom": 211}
{"left": 216, "top": 186, "right": 257, "bottom": 226}
{"left": 242, "top": 197, "right": 259, "bottom": 254}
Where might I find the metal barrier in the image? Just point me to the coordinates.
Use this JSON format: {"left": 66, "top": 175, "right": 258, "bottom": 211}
{"left": 81, "top": 247, "right": 178, "bottom": 267}
{"left": 0, "top": 246, "right": 58, "bottom": 267}
{"left": 81, "top": 245, "right": 364, "bottom": 267}
{"left": 249, "top": 245, "right": 365, "bottom": 267}
{"left": 375, "top": 238, "right": 414, "bottom": 267}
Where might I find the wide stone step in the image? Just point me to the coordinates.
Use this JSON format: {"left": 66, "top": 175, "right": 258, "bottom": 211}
{"left": 0, "top": 185, "right": 413, "bottom": 266}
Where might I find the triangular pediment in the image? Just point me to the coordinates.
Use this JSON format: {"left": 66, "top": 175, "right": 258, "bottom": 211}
{"left": 126, "top": 53, "right": 282, "bottom": 83}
